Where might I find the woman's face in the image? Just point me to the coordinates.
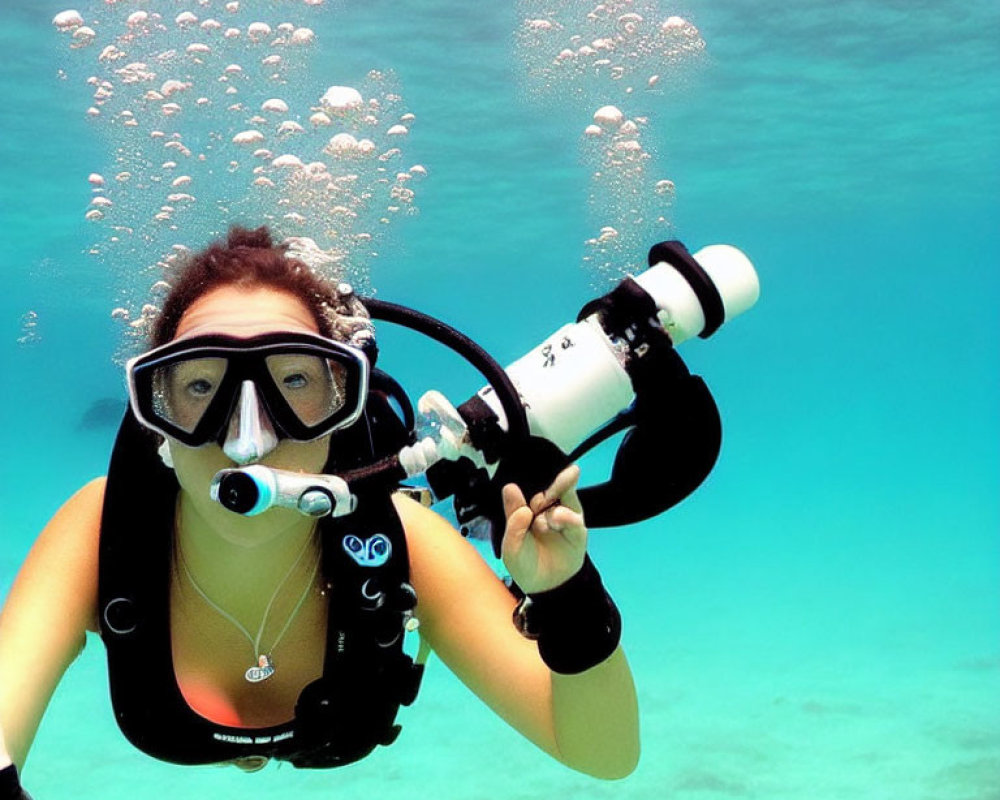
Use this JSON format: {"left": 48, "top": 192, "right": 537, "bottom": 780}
{"left": 166, "top": 284, "right": 333, "bottom": 523}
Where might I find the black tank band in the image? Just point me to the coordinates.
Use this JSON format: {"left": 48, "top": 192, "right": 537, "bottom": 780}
{"left": 647, "top": 240, "right": 726, "bottom": 339}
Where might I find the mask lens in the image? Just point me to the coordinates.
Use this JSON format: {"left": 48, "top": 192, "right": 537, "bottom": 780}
{"left": 265, "top": 352, "right": 349, "bottom": 428}
{"left": 151, "top": 357, "right": 228, "bottom": 434}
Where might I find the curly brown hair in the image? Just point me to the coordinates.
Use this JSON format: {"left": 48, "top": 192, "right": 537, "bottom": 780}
{"left": 150, "top": 226, "right": 371, "bottom": 349}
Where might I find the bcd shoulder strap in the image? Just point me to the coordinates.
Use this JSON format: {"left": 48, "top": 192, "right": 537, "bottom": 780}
{"left": 291, "top": 482, "right": 424, "bottom": 768}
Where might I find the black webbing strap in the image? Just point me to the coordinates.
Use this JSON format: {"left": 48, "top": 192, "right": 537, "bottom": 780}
{"left": 577, "top": 276, "right": 660, "bottom": 337}
{"left": 457, "top": 393, "right": 508, "bottom": 463}
{"left": 292, "top": 481, "right": 421, "bottom": 768}
{"left": 647, "top": 240, "right": 726, "bottom": 339}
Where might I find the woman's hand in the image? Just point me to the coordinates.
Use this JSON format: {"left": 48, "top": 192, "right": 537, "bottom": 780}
{"left": 501, "top": 465, "right": 587, "bottom": 594}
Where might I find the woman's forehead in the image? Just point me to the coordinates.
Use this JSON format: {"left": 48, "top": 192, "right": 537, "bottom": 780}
{"left": 175, "top": 285, "right": 320, "bottom": 340}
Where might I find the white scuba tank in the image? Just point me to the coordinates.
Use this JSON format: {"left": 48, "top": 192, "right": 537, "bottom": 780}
{"left": 475, "top": 244, "right": 759, "bottom": 453}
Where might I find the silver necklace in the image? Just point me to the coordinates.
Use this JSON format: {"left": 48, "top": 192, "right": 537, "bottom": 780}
{"left": 178, "top": 532, "right": 321, "bottom": 683}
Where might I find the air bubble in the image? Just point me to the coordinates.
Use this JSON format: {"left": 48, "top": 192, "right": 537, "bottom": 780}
{"left": 325, "top": 133, "right": 359, "bottom": 154}
{"left": 262, "top": 98, "right": 289, "bottom": 113}
{"left": 99, "top": 46, "right": 126, "bottom": 63}
{"left": 319, "top": 86, "right": 363, "bottom": 114}
{"left": 272, "top": 154, "right": 304, "bottom": 169}
{"left": 593, "top": 105, "right": 624, "bottom": 127}
{"left": 247, "top": 22, "right": 272, "bottom": 42}
{"left": 277, "top": 120, "right": 304, "bottom": 136}
{"left": 18, "top": 311, "right": 41, "bottom": 346}
{"left": 66, "top": 4, "right": 423, "bottom": 336}
{"left": 71, "top": 27, "right": 97, "bottom": 48}
{"left": 526, "top": 19, "right": 556, "bottom": 32}
{"left": 617, "top": 13, "right": 643, "bottom": 36}
{"left": 161, "top": 79, "right": 191, "bottom": 96}
{"left": 53, "top": 10, "right": 84, "bottom": 30}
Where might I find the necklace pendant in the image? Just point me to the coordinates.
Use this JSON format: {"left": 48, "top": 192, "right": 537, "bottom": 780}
{"left": 245, "top": 654, "right": 275, "bottom": 683}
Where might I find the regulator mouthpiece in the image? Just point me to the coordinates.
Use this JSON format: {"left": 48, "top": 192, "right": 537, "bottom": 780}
{"left": 210, "top": 465, "right": 357, "bottom": 517}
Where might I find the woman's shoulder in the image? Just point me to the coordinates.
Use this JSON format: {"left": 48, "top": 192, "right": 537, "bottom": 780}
{"left": 62, "top": 476, "right": 108, "bottom": 537}
{"left": 75, "top": 475, "right": 108, "bottom": 505}
{"left": 390, "top": 491, "right": 456, "bottom": 537}
{"left": 391, "top": 491, "right": 483, "bottom": 566}
{"left": 42, "top": 476, "right": 107, "bottom": 633}
{"left": 390, "top": 490, "right": 513, "bottom": 628}
{"left": 41, "top": 476, "right": 107, "bottom": 541}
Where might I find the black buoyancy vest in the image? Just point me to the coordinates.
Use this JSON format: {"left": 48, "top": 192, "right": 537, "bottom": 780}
{"left": 97, "top": 407, "right": 424, "bottom": 768}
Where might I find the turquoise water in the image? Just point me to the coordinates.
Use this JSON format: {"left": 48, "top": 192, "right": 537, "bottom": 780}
{"left": 2, "top": 1, "right": 999, "bottom": 798}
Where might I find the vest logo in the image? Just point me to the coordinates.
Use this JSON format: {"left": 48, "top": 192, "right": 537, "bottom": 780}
{"left": 342, "top": 533, "right": 391, "bottom": 567}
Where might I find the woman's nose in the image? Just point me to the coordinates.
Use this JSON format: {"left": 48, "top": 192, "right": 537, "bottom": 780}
{"left": 222, "top": 380, "right": 279, "bottom": 464}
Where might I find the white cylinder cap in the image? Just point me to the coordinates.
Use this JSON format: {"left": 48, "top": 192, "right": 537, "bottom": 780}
{"left": 691, "top": 244, "right": 760, "bottom": 322}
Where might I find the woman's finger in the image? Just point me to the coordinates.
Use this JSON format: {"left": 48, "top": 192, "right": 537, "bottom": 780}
{"left": 544, "top": 465, "right": 581, "bottom": 507}
{"left": 546, "top": 504, "right": 583, "bottom": 532}
{"left": 547, "top": 465, "right": 579, "bottom": 498}
{"left": 502, "top": 482, "right": 527, "bottom": 519}
{"left": 502, "top": 483, "right": 536, "bottom": 553}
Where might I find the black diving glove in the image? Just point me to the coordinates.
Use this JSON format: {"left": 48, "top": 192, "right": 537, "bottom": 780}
{"left": 512, "top": 555, "right": 622, "bottom": 675}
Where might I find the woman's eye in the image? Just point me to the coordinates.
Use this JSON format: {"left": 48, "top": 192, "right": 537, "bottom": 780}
{"left": 283, "top": 372, "right": 308, "bottom": 389}
{"left": 186, "top": 378, "right": 214, "bottom": 397}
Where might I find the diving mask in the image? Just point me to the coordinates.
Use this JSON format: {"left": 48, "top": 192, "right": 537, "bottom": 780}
{"left": 126, "top": 331, "right": 370, "bottom": 451}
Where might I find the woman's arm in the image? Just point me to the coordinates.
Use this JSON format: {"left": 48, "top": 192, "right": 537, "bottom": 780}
{"left": 0, "top": 477, "right": 105, "bottom": 772}
{"left": 395, "top": 489, "right": 640, "bottom": 780}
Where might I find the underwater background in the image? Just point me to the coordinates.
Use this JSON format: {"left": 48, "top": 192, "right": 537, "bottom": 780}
{"left": 1, "top": 1, "right": 998, "bottom": 798}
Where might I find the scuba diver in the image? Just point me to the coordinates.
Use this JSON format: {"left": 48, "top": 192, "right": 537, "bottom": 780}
{"left": 0, "top": 224, "right": 757, "bottom": 796}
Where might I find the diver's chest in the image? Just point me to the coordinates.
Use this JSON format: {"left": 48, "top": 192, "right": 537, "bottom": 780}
{"left": 169, "top": 589, "right": 328, "bottom": 727}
